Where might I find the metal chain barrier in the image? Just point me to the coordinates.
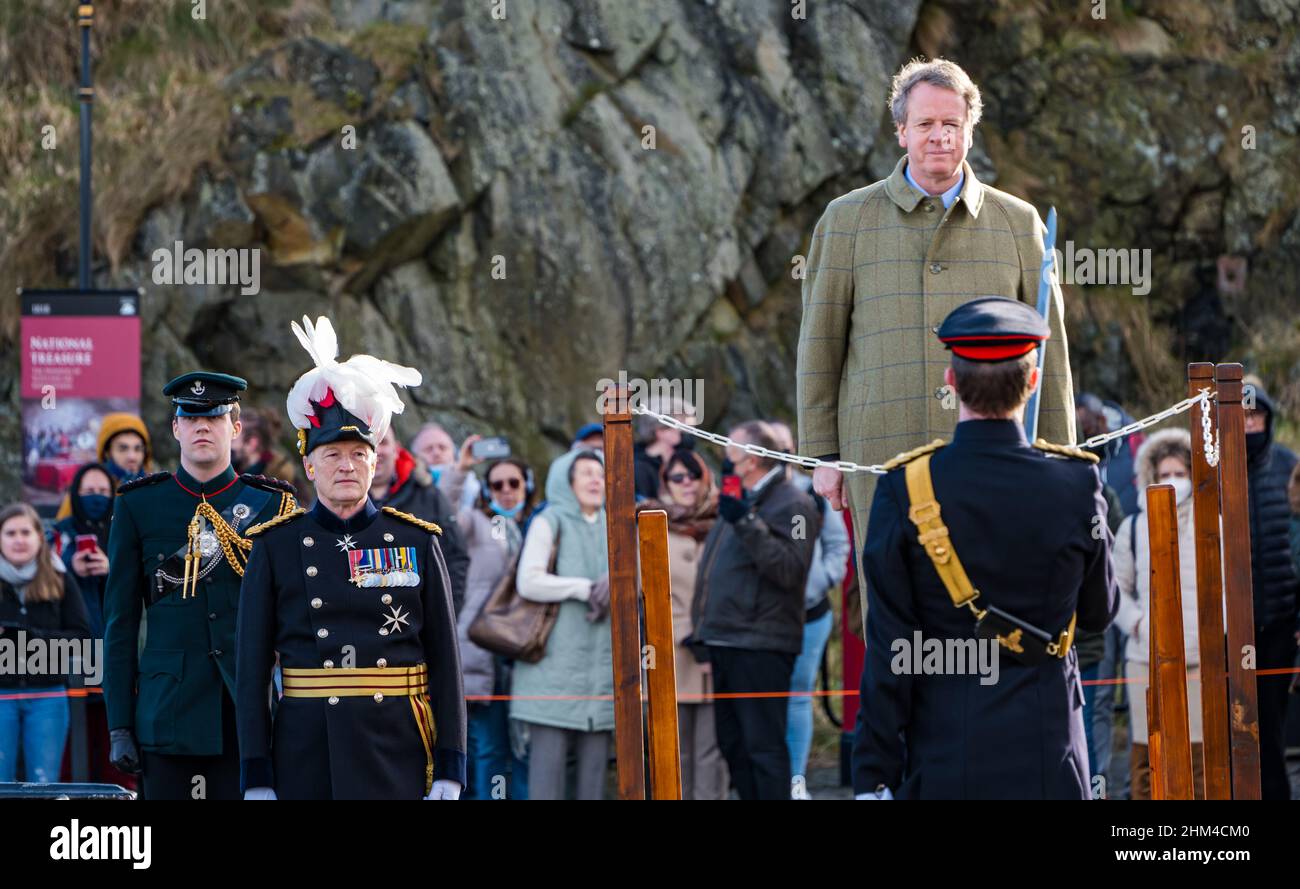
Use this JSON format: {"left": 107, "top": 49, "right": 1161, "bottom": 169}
{"left": 629, "top": 387, "right": 1219, "bottom": 474}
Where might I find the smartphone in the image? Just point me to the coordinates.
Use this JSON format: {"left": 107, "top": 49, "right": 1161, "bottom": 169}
{"left": 721, "top": 474, "right": 742, "bottom": 500}
{"left": 75, "top": 534, "right": 99, "bottom": 554}
{"left": 471, "top": 436, "right": 511, "bottom": 460}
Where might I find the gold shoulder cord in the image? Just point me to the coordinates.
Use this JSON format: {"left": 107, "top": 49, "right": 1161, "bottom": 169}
{"left": 182, "top": 501, "right": 253, "bottom": 599}
{"left": 180, "top": 491, "right": 299, "bottom": 598}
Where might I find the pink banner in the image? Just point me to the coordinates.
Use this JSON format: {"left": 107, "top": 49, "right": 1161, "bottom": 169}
{"left": 20, "top": 316, "right": 140, "bottom": 399}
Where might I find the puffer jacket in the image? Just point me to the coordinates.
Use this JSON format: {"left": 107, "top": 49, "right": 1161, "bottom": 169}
{"left": 1246, "top": 387, "right": 1300, "bottom": 630}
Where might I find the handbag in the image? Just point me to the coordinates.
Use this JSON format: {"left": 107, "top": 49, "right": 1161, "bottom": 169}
{"left": 467, "top": 520, "right": 561, "bottom": 663}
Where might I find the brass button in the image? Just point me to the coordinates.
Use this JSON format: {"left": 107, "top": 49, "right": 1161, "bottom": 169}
{"left": 317, "top": 628, "right": 329, "bottom": 638}
{"left": 328, "top": 695, "right": 339, "bottom": 705}
{"left": 323, "top": 659, "right": 335, "bottom": 668}
{"left": 381, "top": 593, "right": 393, "bottom": 605}
{"left": 384, "top": 533, "right": 394, "bottom": 542}
{"left": 373, "top": 692, "right": 384, "bottom": 703}
{"left": 929, "top": 262, "right": 942, "bottom": 274}
{"left": 311, "top": 597, "right": 323, "bottom": 609}
{"left": 306, "top": 566, "right": 318, "bottom": 577}
{"left": 376, "top": 658, "right": 388, "bottom": 668}
{"left": 303, "top": 536, "right": 314, "bottom": 547}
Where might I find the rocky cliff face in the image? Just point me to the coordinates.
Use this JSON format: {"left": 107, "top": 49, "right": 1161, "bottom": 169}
{"left": 2, "top": 0, "right": 1297, "bottom": 487}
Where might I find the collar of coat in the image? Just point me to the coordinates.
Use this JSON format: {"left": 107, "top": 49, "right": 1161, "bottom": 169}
{"left": 885, "top": 156, "right": 985, "bottom": 219}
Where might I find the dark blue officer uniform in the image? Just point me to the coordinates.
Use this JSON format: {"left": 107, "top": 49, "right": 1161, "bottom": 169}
{"left": 851, "top": 297, "right": 1118, "bottom": 800}
{"left": 236, "top": 498, "right": 467, "bottom": 799}
{"left": 853, "top": 424, "right": 1117, "bottom": 799}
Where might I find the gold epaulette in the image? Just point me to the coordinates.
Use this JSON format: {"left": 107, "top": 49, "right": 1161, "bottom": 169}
{"left": 382, "top": 506, "right": 442, "bottom": 535}
{"left": 1032, "top": 438, "right": 1100, "bottom": 464}
{"left": 246, "top": 508, "right": 306, "bottom": 537}
{"left": 881, "top": 439, "right": 947, "bottom": 472}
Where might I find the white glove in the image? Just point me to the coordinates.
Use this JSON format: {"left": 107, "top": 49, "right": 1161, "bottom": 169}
{"left": 854, "top": 787, "right": 894, "bottom": 800}
{"left": 244, "top": 786, "right": 277, "bottom": 800}
{"left": 424, "top": 779, "right": 462, "bottom": 800}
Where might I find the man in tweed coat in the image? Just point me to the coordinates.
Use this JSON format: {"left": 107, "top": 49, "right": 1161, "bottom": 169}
{"left": 796, "top": 58, "right": 1076, "bottom": 592}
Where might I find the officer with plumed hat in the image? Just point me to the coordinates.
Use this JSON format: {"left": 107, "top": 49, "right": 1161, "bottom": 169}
{"left": 852, "top": 297, "right": 1118, "bottom": 800}
{"left": 103, "top": 371, "right": 299, "bottom": 799}
{"left": 236, "top": 316, "right": 466, "bottom": 800}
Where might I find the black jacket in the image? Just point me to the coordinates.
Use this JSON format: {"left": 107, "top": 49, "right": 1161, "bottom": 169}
{"left": 236, "top": 499, "right": 466, "bottom": 798}
{"left": 0, "top": 568, "right": 92, "bottom": 689}
{"left": 852, "top": 420, "right": 1117, "bottom": 799}
{"left": 1247, "top": 388, "right": 1300, "bottom": 630}
{"left": 692, "top": 471, "right": 820, "bottom": 654}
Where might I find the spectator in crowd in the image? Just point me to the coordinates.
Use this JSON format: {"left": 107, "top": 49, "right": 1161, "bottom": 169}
{"left": 636, "top": 448, "right": 727, "bottom": 799}
{"left": 572, "top": 422, "right": 604, "bottom": 452}
{"left": 633, "top": 396, "right": 698, "bottom": 500}
{"left": 50, "top": 465, "right": 114, "bottom": 639}
{"left": 1242, "top": 381, "right": 1299, "bottom": 800}
{"left": 769, "top": 421, "right": 849, "bottom": 799}
{"left": 55, "top": 413, "right": 152, "bottom": 522}
{"left": 442, "top": 435, "right": 536, "bottom": 800}
{"left": 511, "top": 449, "right": 612, "bottom": 799}
{"left": 51, "top": 464, "right": 137, "bottom": 787}
{"left": 412, "top": 422, "right": 481, "bottom": 511}
{"left": 1112, "top": 429, "right": 1204, "bottom": 799}
{"left": 692, "top": 420, "right": 819, "bottom": 800}
{"left": 1077, "top": 394, "right": 1145, "bottom": 517}
{"left": 232, "top": 407, "right": 304, "bottom": 501}
{"left": 369, "top": 428, "right": 471, "bottom": 613}
{"left": 0, "top": 502, "right": 92, "bottom": 783}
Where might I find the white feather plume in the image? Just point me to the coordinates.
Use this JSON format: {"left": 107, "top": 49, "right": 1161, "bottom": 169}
{"left": 286, "top": 316, "right": 422, "bottom": 445}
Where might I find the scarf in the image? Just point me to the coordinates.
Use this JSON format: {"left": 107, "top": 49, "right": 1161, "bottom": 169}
{"left": 0, "top": 554, "right": 64, "bottom": 604}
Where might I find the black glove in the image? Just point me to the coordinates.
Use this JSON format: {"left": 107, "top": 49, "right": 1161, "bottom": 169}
{"left": 717, "top": 494, "right": 748, "bottom": 524}
{"left": 109, "top": 728, "right": 142, "bottom": 774}
{"left": 586, "top": 573, "right": 611, "bottom": 623}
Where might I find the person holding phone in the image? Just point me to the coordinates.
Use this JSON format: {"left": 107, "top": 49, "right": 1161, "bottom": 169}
{"left": 52, "top": 464, "right": 116, "bottom": 638}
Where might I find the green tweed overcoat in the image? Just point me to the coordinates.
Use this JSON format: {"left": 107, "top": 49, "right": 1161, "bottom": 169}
{"left": 796, "top": 156, "right": 1076, "bottom": 581}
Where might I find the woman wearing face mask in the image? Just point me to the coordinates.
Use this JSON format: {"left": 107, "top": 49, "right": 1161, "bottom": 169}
{"left": 0, "top": 502, "right": 92, "bottom": 783}
{"left": 1112, "top": 429, "right": 1204, "bottom": 799}
{"left": 442, "top": 435, "right": 536, "bottom": 799}
{"left": 51, "top": 464, "right": 116, "bottom": 638}
{"left": 51, "top": 464, "right": 136, "bottom": 787}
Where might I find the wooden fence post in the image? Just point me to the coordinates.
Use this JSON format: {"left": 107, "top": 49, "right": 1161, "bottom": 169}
{"left": 1147, "top": 484, "right": 1195, "bottom": 799}
{"left": 638, "top": 510, "right": 682, "bottom": 799}
{"left": 1187, "top": 362, "right": 1231, "bottom": 799}
{"left": 1215, "top": 362, "right": 1261, "bottom": 799}
{"left": 601, "top": 385, "right": 647, "bottom": 800}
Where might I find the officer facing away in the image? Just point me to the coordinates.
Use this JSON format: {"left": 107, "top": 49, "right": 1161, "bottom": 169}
{"left": 852, "top": 297, "right": 1118, "bottom": 800}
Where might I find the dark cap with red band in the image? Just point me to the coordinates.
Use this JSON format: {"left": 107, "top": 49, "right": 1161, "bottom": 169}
{"left": 936, "top": 297, "right": 1049, "bottom": 362}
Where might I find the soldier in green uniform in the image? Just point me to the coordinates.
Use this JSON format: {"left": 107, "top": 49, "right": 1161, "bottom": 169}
{"left": 103, "top": 371, "right": 298, "bottom": 799}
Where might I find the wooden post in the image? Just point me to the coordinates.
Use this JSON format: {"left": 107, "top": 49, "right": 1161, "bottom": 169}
{"left": 1187, "top": 362, "right": 1231, "bottom": 799}
{"left": 1147, "top": 484, "right": 1195, "bottom": 799}
{"left": 1215, "top": 362, "right": 1262, "bottom": 799}
{"left": 601, "top": 386, "right": 647, "bottom": 800}
{"left": 638, "top": 510, "right": 683, "bottom": 800}
{"left": 1147, "top": 685, "right": 1163, "bottom": 799}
